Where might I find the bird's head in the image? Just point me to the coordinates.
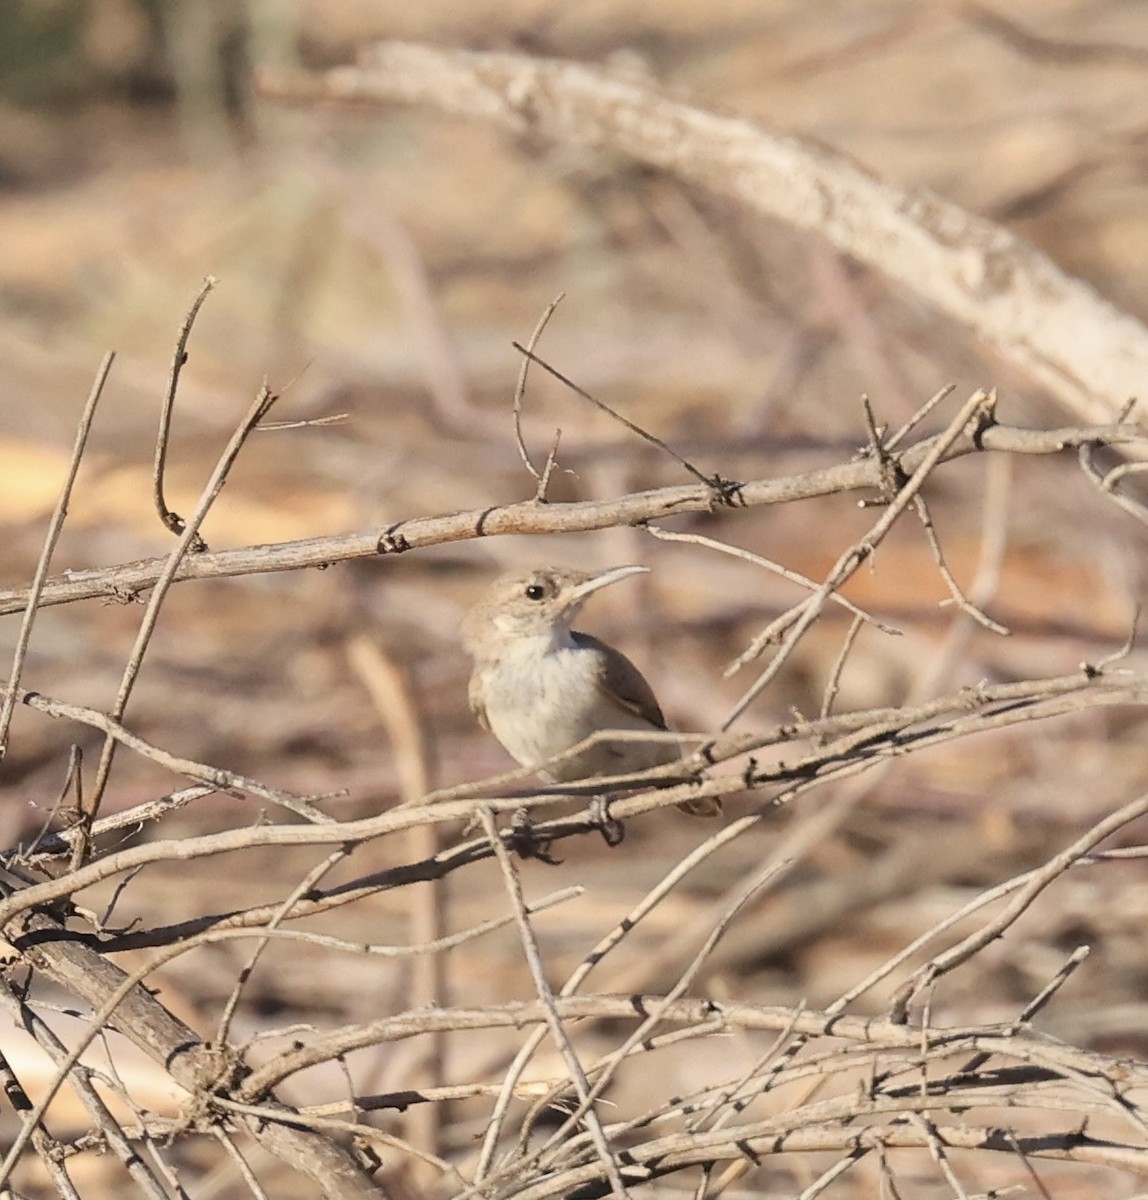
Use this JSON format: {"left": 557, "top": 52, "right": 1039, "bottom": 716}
{"left": 461, "top": 565, "right": 648, "bottom": 655}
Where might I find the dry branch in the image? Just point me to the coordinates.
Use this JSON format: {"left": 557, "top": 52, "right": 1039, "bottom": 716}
{"left": 2, "top": 667, "right": 1141, "bottom": 932}
{"left": 259, "top": 41, "right": 1148, "bottom": 428}
{"left": 5, "top": 909, "right": 388, "bottom": 1199}
{"left": 0, "top": 418, "right": 1140, "bottom": 616}
{"left": 5, "top": 289, "right": 1148, "bottom": 1196}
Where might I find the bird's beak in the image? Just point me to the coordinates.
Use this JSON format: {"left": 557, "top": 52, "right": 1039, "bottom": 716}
{"left": 567, "top": 565, "right": 650, "bottom": 606}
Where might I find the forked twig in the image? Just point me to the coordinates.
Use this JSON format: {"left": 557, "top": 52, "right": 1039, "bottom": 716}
{"left": 512, "top": 343, "right": 732, "bottom": 497}
{"left": 890, "top": 787, "right": 1148, "bottom": 1022}
{"left": 1080, "top": 439, "right": 1148, "bottom": 526}
{"left": 721, "top": 389, "right": 995, "bottom": 727}
{"left": 911, "top": 492, "right": 1009, "bottom": 634}
{"left": 646, "top": 524, "right": 900, "bottom": 637}
{"left": 9, "top": 686, "right": 330, "bottom": 824}
{"left": 77, "top": 383, "right": 280, "bottom": 862}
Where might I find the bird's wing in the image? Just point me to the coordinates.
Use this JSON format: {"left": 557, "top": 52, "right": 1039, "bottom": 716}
{"left": 467, "top": 673, "right": 492, "bottom": 732}
{"left": 576, "top": 634, "right": 721, "bottom": 816}
{"left": 573, "top": 632, "right": 666, "bottom": 728}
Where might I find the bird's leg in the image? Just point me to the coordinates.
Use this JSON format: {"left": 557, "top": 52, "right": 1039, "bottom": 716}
{"left": 589, "top": 793, "right": 626, "bottom": 847}
{"left": 508, "top": 806, "right": 562, "bottom": 864}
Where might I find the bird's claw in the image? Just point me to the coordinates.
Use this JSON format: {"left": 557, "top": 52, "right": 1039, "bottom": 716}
{"left": 508, "top": 806, "right": 562, "bottom": 864}
{"left": 589, "top": 794, "right": 626, "bottom": 847}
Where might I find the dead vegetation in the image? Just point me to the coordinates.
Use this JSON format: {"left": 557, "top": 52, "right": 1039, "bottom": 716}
{"left": 4, "top": 5, "right": 1148, "bottom": 1199}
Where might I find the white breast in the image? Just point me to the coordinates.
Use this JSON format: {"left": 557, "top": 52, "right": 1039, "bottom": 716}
{"left": 478, "top": 632, "right": 672, "bottom": 782}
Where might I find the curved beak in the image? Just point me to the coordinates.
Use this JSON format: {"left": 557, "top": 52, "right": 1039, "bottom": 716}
{"left": 567, "top": 564, "right": 649, "bottom": 607}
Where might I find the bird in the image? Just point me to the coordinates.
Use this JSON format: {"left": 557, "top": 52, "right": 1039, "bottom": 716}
{"left": 461, "top": 564, "right": 720, "bottom": 817}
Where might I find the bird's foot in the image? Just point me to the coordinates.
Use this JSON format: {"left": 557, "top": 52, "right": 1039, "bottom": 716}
{"left": 589, "top": 794, "right": 626, "bottom": 847}
{"left": 508, "top": 806, "right": 562, "bottom": 864}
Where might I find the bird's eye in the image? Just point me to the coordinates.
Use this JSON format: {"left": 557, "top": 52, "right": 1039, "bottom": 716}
{"left": 524, "top": 583, "right": 546, "bottom": 601}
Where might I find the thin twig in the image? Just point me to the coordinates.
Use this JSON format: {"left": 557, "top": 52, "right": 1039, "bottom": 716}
{"left": 689, "top": 1002, "right": 808, "bottom": 1134}
{"left": 215, "top": 1129, "right": 272, "bottom": 1200}
{"left": 820, "top": 614, "right": 865, "bottom": 721}
{"left": 15, "top": 745, "right": 82, "bottom": 863}
{"left": 512, "top": 343, "right": 724, "bottom": 493}
{"left": 535, "top": 427, "right": 563, "bottom": 502}
{"left": 215, "top": 850, "right": 349, "bottom": 1048}
{"left": 958, "top": 944, "right": 1090, "bottom": 1077}
{"left": 912, "top": 491, "right": 1009, "bottom": 634}
{"left": 1004, "top": 1131, "right": 1054, "bottom": 1200}
{"left": 258, "top": 412, "right": 349, "bottom": 430}
{"left": 721, "top": 389, "right": 995, "bottom": 727}
{"left": 890, "top": 787, "right": 1148, "bottom": 1022}
{"left": 76, "top": 383, "right": 280, "bottom": 862}
{"left": 646, "top": 524, "right": 900, "bottom": 637}
{"left": 0, "top": 352, "right": 114, "bottom": 759}
{"left": 476, "top": 807, "right": 632, "bottom": 1200}
{"left": 796, "top": 1149, "right": 868, "bottom": 1199}
{"left": 884, "top": 384, "right": 958, "bottom": 451}
{"left": 909, "top": 1112, "right": 971, "bottom": 1199}
{"left": 513, "top": 294, "right": 566, "bottom": 485}
{"left": 153, "top": 277, "right": 216, "bottom": 548}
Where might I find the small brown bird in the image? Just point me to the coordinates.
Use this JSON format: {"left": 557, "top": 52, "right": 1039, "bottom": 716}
{"left": 461, "top": 565, "right": 720, "bottom": 816}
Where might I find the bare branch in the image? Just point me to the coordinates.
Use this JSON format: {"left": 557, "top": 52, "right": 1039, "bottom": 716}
{"left": 513, "top": 344, "right": 723, "bottom": 495}
{"left": 890, "top": 788, "right": 1148, "bottom": 1022}
{"left": 259, "top": 42, "right": 1148, "bottom": 431}
{"left": 0, "top": 352, "right": 114, "bottom": 759}
{"left": 512, "top": 294, "right": 565, "bottom": 486}
{"left": 153, "top": 277, "right": 216, "bottom": 549}
{"left": 1, "top": 416, "right": 1138, "bottom": 617}
{"left": 722, "top": 389, "right": 996, "bottom": 725}
{"left": 76, "top": 382, "right": 280, "bottom": 860}
{"left": 477, "top": 806, "right": 631, "bottom": 1200}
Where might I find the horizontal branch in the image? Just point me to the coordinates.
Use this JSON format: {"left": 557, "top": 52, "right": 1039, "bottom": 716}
{"left": 0, "top": 420, "right": 1138, "bottom": 615}
{"left": 2, "top": 668, "right": 1140, "bottom": 936}
{"left": 237, "top": 992, "right": 1148, "bottom": 1100}
{"left": 513, "top": 1121, "right": 1148, "bottom": 1198}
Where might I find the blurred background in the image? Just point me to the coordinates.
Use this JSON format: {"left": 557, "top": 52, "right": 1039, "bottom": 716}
{"left": 3, "top": 2, "right": 1148, "bottom": 1195}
